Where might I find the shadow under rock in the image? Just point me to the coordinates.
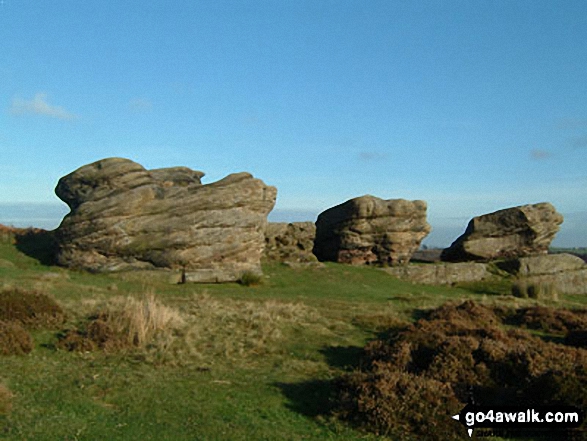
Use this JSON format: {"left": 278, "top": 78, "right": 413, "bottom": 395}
{"left": 14, "top": 229, "right": 58, "bottom": 266}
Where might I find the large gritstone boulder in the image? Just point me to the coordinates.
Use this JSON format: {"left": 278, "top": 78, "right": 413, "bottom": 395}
{"left": 441, "top": 203, "right": 563, "bottom": 262}
{"left": 54, "top": 158, "right": 277, "bottom": 282}
{"left": 313, "top": 195, "right": 431, "bottom": 266}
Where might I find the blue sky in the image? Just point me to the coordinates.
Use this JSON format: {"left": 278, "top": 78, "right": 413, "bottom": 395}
{"left": 1, "top": 0, "right": 586, "bottom": 247}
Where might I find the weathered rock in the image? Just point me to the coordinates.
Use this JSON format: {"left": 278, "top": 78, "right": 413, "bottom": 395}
{"left": 264, "top": 222, "right": 317, "bottom": 263}
{"left": 498, "top": 253, "right": 586, "bottom": 277}
{"left": 441, "top": 203, "right": 563, "bottom": 262}
{"left": 503, "top": 253, "right": 587, "bottom": 296}
{"left": 384, "top": 262, "right": 493, "bottom": 285}
{"left": 313, "top": 195, "right": 431, "bottom": 266}
{"left": 513, "top": 271, "right": 587, "bottom": 296}
{"left": 54, "top": 158, "right": 277, "bottom": 282}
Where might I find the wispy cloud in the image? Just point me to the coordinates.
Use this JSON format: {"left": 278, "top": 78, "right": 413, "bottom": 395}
{"left": 530, "top": 149, "right": 552, "bottom": 160}
{"left": 358, "top": 151, "right": 387, "bottom": 161}
{"left": 570, "top": 136, "right": 587, "bottom": 149}
{"left": 129, "top": 97, "right": 153, "bottom": 112}
{"left": 555, "top": 118, "right": 587, "bottom": 130}
{"left": 9, "top": 93, "right": 78, "bottom": 120}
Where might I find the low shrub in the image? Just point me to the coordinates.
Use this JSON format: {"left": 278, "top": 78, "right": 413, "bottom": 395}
{"left": 238, "top": 271, "right": 263, "bottom": 286}
{"left": 0, "top": 320, "right": 34, "bottom": 355}
{"left": 333, "top": 301, "right": 587, "bottom": 440}
{"left": 0, "top": 287, "right": 65, "bottom": 329}
{"left": 504, "top": 306, "right": 587, "bottom": 334}
{"left": 336, "top": 366, "right": 462, "bottom": 440}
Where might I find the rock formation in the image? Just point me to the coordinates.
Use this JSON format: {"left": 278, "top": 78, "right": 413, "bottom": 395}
{"left": 499, "top": 253, "right": 587, "bottom": 295}
{"left": 441, "top": 203, "right": 563, "bottom": 262}
{"left": 313, "top": 195, "right": 431, "bottom": 266}
{"left": 384, "top": 262, "right": 493, "bottom": 286}
{"left": 54, "top": 158, "right": 277, "bottom": 282}
{"left": 264, "top": 222, "right": 317, "bottom": 263}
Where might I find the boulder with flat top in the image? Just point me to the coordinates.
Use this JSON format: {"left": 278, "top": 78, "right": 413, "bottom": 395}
{"left": 313, "top": 195, "right": 431, "bottom": 266}
{"left": 54, "top": 157, "right": 277, "bottom": 282}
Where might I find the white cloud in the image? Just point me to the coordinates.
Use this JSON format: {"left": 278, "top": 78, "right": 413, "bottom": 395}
{"left": 9, "top": 93, "right": 78, "bottom": 120}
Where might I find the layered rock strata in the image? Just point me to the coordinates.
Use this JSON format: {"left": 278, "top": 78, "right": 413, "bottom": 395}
{"left": 384, "top": 262, "right": 493, "bottom": 285}
{"left": 313, "top": 195, "right": 431, "bottom": 266}
{"left": 441, "top": 203, "right": 563, "bottom": 262}
{"left": 54, "top": 158, "right": 277, "bottom": 282}
{"left": 500, "top": 253, "right": 587, "bottom": 295}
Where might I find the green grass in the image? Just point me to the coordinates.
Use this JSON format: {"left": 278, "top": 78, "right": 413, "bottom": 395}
{"left": 0, "top": 238, "right": 585, "bottom": 440}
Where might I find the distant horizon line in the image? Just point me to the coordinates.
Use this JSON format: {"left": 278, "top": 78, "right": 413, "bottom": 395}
{"left": 1, "top": 202, "right": 585, "bottom": 248}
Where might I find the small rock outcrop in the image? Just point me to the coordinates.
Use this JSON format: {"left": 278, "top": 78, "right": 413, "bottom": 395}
{"left": 384, "top": 262, "right": 493, "bottom": 286}
{"left": 313, "top": 195, "right": 431, "bottom": 266}
{"left": 264, "top": 222, "right": 317, "bottom": 263}
{"left": 441, "top": 203, "right": 563, "bottom": 262}
{"left": 54, "top": 158, "right": 277, "bottom": 282}
{"left": 500, "top": 253, "right": 587, "bottom": 295}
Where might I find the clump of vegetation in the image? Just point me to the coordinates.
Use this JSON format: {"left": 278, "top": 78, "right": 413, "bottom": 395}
{"left": 238, "top": 271, "right": 263, "bottom": 286}
{"left": 334, "top": 301, "right": 587, "bottom": 440}
{"left": 336, "top": 367, "right": 462, "bottom": 440}
{"left": 58, "top": 295, "right": 185, "bottom": 354}
{"left": 0, "top": 287, "right": 66, "bottom": 329}
{"left": 0, "top": 320, "right": 34, "bottom": 355}
{"left": 0, "top": 383, "right": 13, "bottom": 414}
{"left": 503, "top": 305, "right": 587, "bottom": 333}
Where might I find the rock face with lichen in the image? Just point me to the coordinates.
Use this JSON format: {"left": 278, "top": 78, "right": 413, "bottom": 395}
{"left": 264, "top": 222, "right": 317, "bottom": 263}
{"left": 54, "top": 158, "right": 276, "bottom": 282}
{"left": 441, "top": 203, "right": 563, "bottom": 262}
{"left": 313, "top": 195, "right": 431, "bottom": 266}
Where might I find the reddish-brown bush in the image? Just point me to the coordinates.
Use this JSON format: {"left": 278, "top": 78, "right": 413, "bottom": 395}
{"left": 504, "top": 306, "right": 587, "bottom": 333}
{"left": 0, "top": 320, "right": 34, "bottom": 355}
{"left": 0, "top": 287, "right": 65, "bottom": 329}
{"left": 334, "top": 301, "right": 587, "bottom": 440}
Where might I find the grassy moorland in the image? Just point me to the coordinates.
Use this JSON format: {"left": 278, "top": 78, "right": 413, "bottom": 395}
{"left": 0, "top": 232, "right": 586, "bottom": 440}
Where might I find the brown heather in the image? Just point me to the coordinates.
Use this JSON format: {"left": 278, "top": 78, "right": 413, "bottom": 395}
{"left": 334, "top": 301, "right": 587, "bottom": 440}
{"left": 0, "top": 320, "right": 34, "bottom": 355}
{"left": 0, "top": 287, "right": 66, "bottom": 329}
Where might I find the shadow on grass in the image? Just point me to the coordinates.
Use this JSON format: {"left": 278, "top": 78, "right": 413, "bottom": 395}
{"left": 275, "top": 379, "right": 335, "bottom": 417}
{"left": 15, "top": 229, "right": 58, "bottom": 266}
{"left": 320, "top": 345, "right": 364, "bottom": 371}
{"left": 275, "top": 345, "right": 365, "bottom": 419}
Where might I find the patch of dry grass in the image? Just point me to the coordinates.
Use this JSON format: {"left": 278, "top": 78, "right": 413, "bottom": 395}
{"left": 58, "top": 294, "right": 185, "bottom": 357}
{"left": 58, "top": 292, "right": 347, "bottom": 367}
{"left": 0, "top": 383, "right": 13, "bottom": 414}
{"left": 177, "top": 293, "right": 344, "bottom": 362}
{"left": 101, "top": 294, "right": 185, "bottom": 347}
